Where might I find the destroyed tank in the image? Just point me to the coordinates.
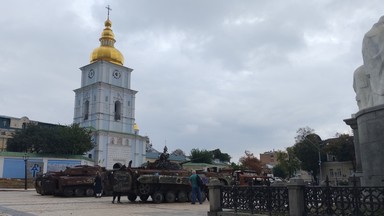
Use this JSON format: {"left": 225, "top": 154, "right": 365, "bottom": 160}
{"left": 112, "top": 147, "right": 206, "bottom": 203}
{"left": 35, "top": 165, "right": 113, "bottom": 197}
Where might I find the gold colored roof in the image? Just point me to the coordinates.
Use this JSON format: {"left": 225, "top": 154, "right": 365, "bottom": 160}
{"left": 133, "top": 123, "right": 139, "bottom": 132}
{"left": 90, "top": 19, "right": 124, "bottom": 65}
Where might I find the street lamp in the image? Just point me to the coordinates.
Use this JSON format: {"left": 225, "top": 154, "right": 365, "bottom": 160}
{"left": 22, "top": 153, "right": 29, "bottom": 190}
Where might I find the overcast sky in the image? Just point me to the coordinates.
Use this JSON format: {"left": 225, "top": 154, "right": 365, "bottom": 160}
{"left": 0, "top": 0, "right": 382, "bottom": 162}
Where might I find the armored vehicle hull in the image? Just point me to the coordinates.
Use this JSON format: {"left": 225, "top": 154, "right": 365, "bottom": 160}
{"left": 35, "top": 165, "right": 112, "bottom": 197}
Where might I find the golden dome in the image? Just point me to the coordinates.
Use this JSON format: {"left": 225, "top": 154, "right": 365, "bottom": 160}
{"left": 90, "top": 19, "right": 124, "bottom": 65}
{"left": 133, "top": 123, "right": 139, "bottom": 132}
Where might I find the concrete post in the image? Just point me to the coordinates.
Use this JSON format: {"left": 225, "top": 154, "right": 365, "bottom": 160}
{"left": 287, "top": 177, "right": 306, "bottom": 216}
{"left": 207, "top": 179, "right": 223, "bottom": 216}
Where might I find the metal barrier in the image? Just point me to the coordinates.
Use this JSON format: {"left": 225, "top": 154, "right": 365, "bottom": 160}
{"left": 214, "top": 177, "right": 384, "bottom": 216}
{"left": 221, "top": 185, "right": 289, "bottom": 215}
{"left": 304, "top": 177, "right": 384, "bottom": 216}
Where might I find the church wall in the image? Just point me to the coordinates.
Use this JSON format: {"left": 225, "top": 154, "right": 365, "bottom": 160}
{"left": 107, "top": 143, "right": 131, "bottom": 168}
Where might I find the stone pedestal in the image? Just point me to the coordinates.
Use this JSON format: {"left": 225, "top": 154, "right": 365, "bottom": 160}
{"left": 287, "top": 177, "right": 306, "bottom": 216}
{"left": 345, "top": 104, "right": 384, "bottom": 186}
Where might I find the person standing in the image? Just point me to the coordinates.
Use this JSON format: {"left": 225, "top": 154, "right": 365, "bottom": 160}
{"left": 110, "top": 171, "right": 121, "bottom": 203}
{"left": 112, "top": 191, "right": 121, "bottom": 203}
{"left": 94, "top": 171, "right": 103, "bottom": 198}
{"left": 189, "top": 170, "right": 202, "bottom": 204}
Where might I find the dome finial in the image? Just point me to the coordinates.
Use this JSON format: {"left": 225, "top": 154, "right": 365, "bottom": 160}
{"left": 89, "top": 6, "right": 124, "bottom": 66}
{"left": 106, "top": 5, "right": 112, "bottom": 20}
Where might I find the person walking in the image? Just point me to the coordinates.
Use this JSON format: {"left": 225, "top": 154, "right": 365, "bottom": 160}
{"left": 94, "top": 171, "right": 103, "bottom": 198}
{"left": 189, "top": 170, "right": 202, "bottom": 204}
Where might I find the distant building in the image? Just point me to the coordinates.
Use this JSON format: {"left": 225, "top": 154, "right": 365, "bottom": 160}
{"left": 259, "top": 150, "right": 279, "bottom": 175}
{"left": 145, "top": 146, "right": 188, "bottom": 164}
{"left": 260, "top": 150, "right": 279, "bottom": 166}
{"left": 321, "top": 161, "right": 354, "bottom": 186}
{"left": 0, "top": 115, "right": 60, "bottom": 152}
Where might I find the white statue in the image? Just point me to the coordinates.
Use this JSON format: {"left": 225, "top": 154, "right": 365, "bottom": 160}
{"left": 359, "top": 16, "right": 384, "bottom": 108}
{"left": 353, "top": 65, "right": 372, "bottom": 109}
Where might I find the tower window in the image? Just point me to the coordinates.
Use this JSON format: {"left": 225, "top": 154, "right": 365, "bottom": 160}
{"left": 114, "top": 101, "right": 121, "bottom": 121}
{"left": 84, "top": 100, "right": 89, "bottom": 120}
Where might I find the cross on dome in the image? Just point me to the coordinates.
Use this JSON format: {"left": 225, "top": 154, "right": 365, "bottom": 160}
{"left": 106, "top": 5, "right": 112, "bottom": 19}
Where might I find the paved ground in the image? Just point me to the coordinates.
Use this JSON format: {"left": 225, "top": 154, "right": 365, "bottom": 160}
{"left": 0, "top": 189, "right": 209, "bottom": 216}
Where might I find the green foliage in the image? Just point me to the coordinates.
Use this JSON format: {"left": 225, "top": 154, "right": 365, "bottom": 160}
{"left": 294, "top": 126, "right": 314, "bottom": 143}
{"left": 6, "top": 123, "right": 95, "bottom": 155}
{"left": 292, "top": 132, "right": 325, "bottom": 183}
{"left": 276, "top": 148, "right": 301, "bottom": 178}
{"left": 272, "top": 164, "right": 288, "bottom": 179}
{"left": 323, "top": 133, "right": 355, "bottom": 170}
{"left": 230, "top": 162, "right": 243, "bottom": 170}
{"left": 239, "top": 150, "right": 262, "bottom": 174}
{"left": 189, "top": 148, "right": 213, "bottom": 163}
{"left": 211, "top": 148, "right": 231, "bottom": 163}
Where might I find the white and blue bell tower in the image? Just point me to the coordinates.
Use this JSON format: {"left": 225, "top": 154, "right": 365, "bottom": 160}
{"left": 73, "top": 15, "right": 147, "bottom": 169}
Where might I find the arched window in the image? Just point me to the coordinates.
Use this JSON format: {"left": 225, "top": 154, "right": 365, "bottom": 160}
{"left": 84, "top": 100, "right": 89, "bottom": 120}
{"left": 114, "top": 101, "right": 121, "bottom": 120}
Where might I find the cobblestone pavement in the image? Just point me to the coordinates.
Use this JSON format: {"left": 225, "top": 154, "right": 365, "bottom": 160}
{"left": 0, "top": 189, "right": 209, "bottom": 216}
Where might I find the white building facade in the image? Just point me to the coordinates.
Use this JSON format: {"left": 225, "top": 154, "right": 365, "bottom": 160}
{"left": 73, "top": 17, "right": 147, "bottom": 169}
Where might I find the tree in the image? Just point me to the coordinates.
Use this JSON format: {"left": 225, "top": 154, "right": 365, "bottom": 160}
{"left": 294, "top": 126, "right": 315, "bottom": 143}
{"left": 272, "top": 164, "right": 288, "bottom": 179}
{"left": 189, "top": 148, "right": 213, "bottom": 163}
{"left": 323, "top": 133, "right": 356, "bottom": 171}
{"left": 239, "top": 150, "right": 262, "bottom": 174}
{"left": 211, "top": 149, "right": 231, "bottom": 163}
{"left": 230, "top": 162, "right": 243, "bottom": 170}
{"left": 276, "top": 148, "right": 301, "bottom": 178}
{"left": 171, "top": 148, "right": 186, "bottom": 156}
{"left": 292, "top": 133, "right": 325, "bottom": 183}
{"left": 7, "top": 123, "right": 95, "bottom": 155}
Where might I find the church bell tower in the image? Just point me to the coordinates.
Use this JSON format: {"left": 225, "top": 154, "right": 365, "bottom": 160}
{"left": 73, "top": 8, "right": 147, "bottom": 168}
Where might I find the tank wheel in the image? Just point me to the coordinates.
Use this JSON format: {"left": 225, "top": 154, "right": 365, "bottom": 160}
{"left": 74, "top": 188, "right": 84, "bottom": 197}
{"left": 85, "top": 188, "right": 94, "bottom": 197}
{"left": 152, "top": 191, "right": 164, "bottom": 204}
{"left": 177, "top": 191, "right": 188, "bottom": 202}
{"left": 63, "top": 187, "right": 73, "bottom": 197}
{"left": 138, "top": 183, "right": 151, "bottom": 195}
{"left": 128, "top": 193, "right": 137, "bottom": 202}
{"left": 140, "top": 195, "right": 149, "bottom": 202}
{"left": 165, "top": 191, "right": 176, "bottom": 203}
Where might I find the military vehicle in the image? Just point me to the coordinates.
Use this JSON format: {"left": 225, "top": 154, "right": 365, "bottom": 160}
{"left": 35, "top": 165, "right": 112, "bottom": 197}
{"left": 112, "top": 147, "right": 208, "bottom": 203}
{"left": 232, "top": 170, "right": 272, "bottom": 186}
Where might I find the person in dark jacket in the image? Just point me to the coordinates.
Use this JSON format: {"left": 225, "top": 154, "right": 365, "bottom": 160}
{"left": 110, "top": 171, "right": 121, "bottom": 203}
{"left": 189, "top": 170, "right": 202, "bottom": 204}
{"left": 94, "top": 171, "right": 103, "bottom": 198}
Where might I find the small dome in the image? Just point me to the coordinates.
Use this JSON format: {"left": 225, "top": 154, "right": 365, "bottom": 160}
{"left": 90, "top": 19, "right": 124, "bottom": 65}
{"left": 133, "top": 123, "right": 139, "bottom": 132}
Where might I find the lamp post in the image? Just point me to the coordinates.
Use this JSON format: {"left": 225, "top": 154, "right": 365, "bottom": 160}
{"left": 22, "top": 153, "right": 29, "bottom": 190}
